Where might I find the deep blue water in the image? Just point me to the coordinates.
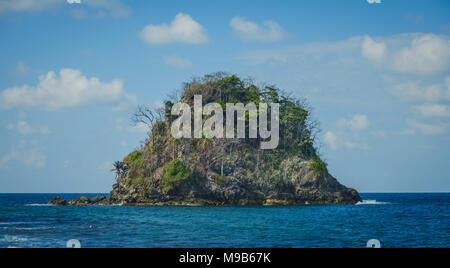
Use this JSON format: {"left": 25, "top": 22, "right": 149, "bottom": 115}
{"left": 0, "top": 193, "right": 448, "bottom": 248}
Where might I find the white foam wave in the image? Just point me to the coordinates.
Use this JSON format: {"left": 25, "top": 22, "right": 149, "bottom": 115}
{"left": 356, "top": 200, "right": 389, "bottom": 205}
{"left": 25, "top": 204, "right": 52, "bottom": 207}
{"left": 15, "top": 226, "right": 55, "bottom": 231}
{"left": 2, "top": 235, "right": 28, "bottom": 243}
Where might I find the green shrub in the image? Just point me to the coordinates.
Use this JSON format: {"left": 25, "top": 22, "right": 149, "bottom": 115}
{"left": 162, "top": 159, "right": 192, "bottom": 184}
{"left": 212, "top": 175, "right": 225, "bottom": 184}
{"left": 310, "top": 158, "right": 328, "bottom": 176}
{"left": 124, "top": 150, "right": 143, "bottom": 165}
{"left": 189, "top": 152, "right": 199, "bottom": 157}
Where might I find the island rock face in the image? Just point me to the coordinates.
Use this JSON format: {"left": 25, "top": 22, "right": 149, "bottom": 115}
{"left": 49, "top": 73, "right": 361, "bottom": 206}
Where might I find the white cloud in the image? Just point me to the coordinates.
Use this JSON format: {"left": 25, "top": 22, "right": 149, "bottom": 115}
{"left": 396, "top": 129, "right": 416, "bottom": 136}
{"left": 389, "top": 77, "right": 450, "bottom": 102}
{"left": 14, "top": 61, "right": 31, "bottom": 76}
{"left": 164, "top": 56, "right": 193, "bottom": 69}
{"left": 391, "top": 34, "right": 450, "bottom": 75}
{"left": 0, "top": 68, "right": 136, "bottom": 111}
{"left": 324, "top": 114, "right": 371, "bottom": 150}
{"left": 0, "top": 141, "right": 46, "bottom": 169}
{"left": 413, "top": 104, "right": 450, "bottom": 118}
{"left": 140, "top": 13, "right": 209, "bottom": 45}
{"left": 362, "top": 34, "right": 450, "bottom": 75}
{"left": 241, "top": 33, "right": 450, "bottom": 76}
{"left": 230, "top": 17, "right": 288, "bottom": 43}
{"left": 390, "top": 81, "right": 444, "bottom": 102}
{"left": 0, "top": 147, "right": 19, "bottom": 168}
{"left": 17, "top": 121, "right": 34, "bottom": 134}
{"left": 39, "top": 126, "right": 51, "bottom": 135}
{"left": 324, "top": 131, "right": 338, "bottom": 150}
{"left": 83, "top": 0, "right": 132, "bottom": 18}
{"left": 0, "top": 0, "right": 61, "bottom": 14}
{"left": 23, "top": 150, "right": 46, "bottom": 168}
{"left": 372, "top": 130, "right": 387, "bottom": 138}
{"left": 367, "top": 0, "right": 382, "bottom": 4}
{"left": 361, "top": 35, "right": 386, "bottom": 62}
{"left": 238, "top": 36, "right": 362, "bottom": 65}
{"left": 408, "top": 120, "right": 448, "bottom": 135}
{"left": 0, "top": 0, "right": 131, "bottom": 17}
{"left": 323, "top": 130, "right": 368, "bottom": 150}
{"left": 7, "top": 121, "right": 51, "bottom": 135}
{"left": 338, "top": 114, "right": 370, "bottom": 130}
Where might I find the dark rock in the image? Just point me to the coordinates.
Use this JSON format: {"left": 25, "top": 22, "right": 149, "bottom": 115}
{"left": 48, "top": 197, "right": 68, "bottom": 206}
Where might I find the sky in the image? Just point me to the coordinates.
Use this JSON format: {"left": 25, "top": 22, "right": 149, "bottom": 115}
{"left": 0, "top": 0, "right": 449, "bottom": 193}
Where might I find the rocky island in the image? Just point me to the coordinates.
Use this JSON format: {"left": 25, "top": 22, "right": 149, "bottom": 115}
{"left": 49, "top": 73, "right": 361, "bottom": 206}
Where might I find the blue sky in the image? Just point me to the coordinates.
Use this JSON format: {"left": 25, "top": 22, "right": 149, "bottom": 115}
{"left": 0, "top": 0, "right": 449, "bottom": 193}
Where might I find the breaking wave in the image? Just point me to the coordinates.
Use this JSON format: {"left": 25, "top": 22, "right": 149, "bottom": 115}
{"left": 356, "top": 200, "right": 389, "bottom": 205}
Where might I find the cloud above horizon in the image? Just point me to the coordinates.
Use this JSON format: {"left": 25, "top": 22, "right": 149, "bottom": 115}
{"left": 362, "top": 34, "right": 450, "bottom": 75}
{"left": 237, "top": 32, "right": 450, "bottom": 139}
{"left": 0, "top": 140, "right": 46, "bottom": 169}
{"left": 338, "top": 114, "right": 370, "bottom": 131}
{"left": 0, "top": 0, "right": 132, "bottom": 18}
{"left": 324, "top": 115, "right": 371, "bottom": 150}
{"left": 0, "top": 68, "right": 136, "bottom": 111}
{"left": 230, "top": 17, "right": 289, "bottom": 43}
{"left": 140, "top": 13, "right": 209, "bottom": 45}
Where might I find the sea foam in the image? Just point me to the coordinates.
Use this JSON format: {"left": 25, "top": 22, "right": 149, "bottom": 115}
{"left": 356, "top": 200, "right": 389, "bottom": 205}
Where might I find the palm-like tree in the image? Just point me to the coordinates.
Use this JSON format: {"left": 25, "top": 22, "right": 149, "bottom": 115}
{"left": 111, "top": 161, "right": 125, "bottom": 178}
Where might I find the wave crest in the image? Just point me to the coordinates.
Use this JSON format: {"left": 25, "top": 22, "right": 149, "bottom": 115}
{"left": 356, "top": 200, "right": 389, "bottom": 205}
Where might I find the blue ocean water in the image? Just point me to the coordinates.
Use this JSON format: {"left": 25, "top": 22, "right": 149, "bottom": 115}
{"left": 0, "top": 193, "right": 448, "bottom": 248}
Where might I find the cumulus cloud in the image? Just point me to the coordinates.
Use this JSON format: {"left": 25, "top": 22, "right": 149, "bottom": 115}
{"left": 230, "top": 17, "right": 288, "bottom": 43}
{"left": 164, "top": 56, "right": 193, "bottom": 69}
{"left": 324, "top": 131, "right": 338, "bottom": 150}
{"left": 338, "top": 114, "right": 370, "bottom": 130}
{"left": 408, "top": 120, "right": 448, "bottom": 135}
{"left": 362, "top": 34, "right": 450, "bottom": 75}
{"left": 413, "top": 104, "right": 450, "bottom": 118}
{"left": 324, "top": 114, "right": 372, "bottom": 150}
{"left": 236, "top": 33, "right": 450, "bottom": 139}
{"left": 0, "top": 0, "right": 61, "bottom": 14}
{"left": 389, "top": 77, "right": 450, "bottom": 102}
{"left": 391, "top": 34, "right": 450, "bottom": 75}
{"left": 0, "top": 0, "right": 131, "bottom": 17}
{"left": 323, "top": 130, "right": 368, "bottom": 150}
{"left": 140, "top": 13, "right": 209, "bottom": 45}
{"left": 0, "top": 68, "right": 136, "bottom": 111}
{"left": 361, "top": 35, "right": 386, "bottom": 62}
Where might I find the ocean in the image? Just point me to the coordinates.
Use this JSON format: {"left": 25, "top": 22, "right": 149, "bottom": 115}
{"left": 0, "top": 193, "right": 448, "bottom": 248}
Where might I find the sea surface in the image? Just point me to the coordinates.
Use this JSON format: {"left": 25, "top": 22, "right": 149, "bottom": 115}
{"left": 0, "top": 193, "right": 448, "bottom": 248}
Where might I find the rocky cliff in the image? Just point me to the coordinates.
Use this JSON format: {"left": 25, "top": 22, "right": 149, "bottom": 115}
{"left": 49, "top": 73, "right": 361, "bottom": 206}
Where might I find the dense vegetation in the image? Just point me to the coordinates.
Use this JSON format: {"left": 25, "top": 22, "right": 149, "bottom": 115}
{"left": 51, "top": 73, "right": 361, "bottom": 206}
{"left": 115, "top": 72, "right": 327, "bottom": 196}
